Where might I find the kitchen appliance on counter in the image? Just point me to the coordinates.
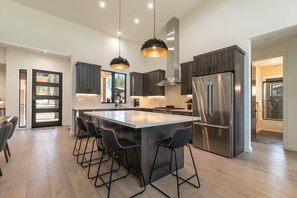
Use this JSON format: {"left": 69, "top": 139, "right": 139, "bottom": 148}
{"left": 133, "top": 99, "right": 140, "bottom": 107}
{"left": 192, "top": 72, "right": 235, "bottom": 158}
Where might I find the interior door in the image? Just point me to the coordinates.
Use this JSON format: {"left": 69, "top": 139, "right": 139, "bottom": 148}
{"left": 251, "top": 64, "right": 256, "bottom": 140}
{"left": 32, "top": 69, "right": 62, "bottom": 128}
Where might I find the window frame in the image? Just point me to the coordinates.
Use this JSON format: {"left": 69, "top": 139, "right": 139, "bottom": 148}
{"left": 101, "top": 70, "right": 127, "bottom": 104}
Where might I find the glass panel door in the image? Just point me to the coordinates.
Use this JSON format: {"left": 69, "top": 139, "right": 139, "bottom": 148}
{"left": 32, "top": 69, "right": 62, "bottom": 128}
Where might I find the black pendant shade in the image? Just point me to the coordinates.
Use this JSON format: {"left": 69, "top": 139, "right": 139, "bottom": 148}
{"left": 141, "top": 38, "right": 168, "bottom": 57}
{"left": 110, "top": 0, "right": 130, "bottom": 69}
{"left": 140, "top": 0, "right": 168, "bottom": 58}
{"left": 110, "top": 56, "right": 130, "bottom": 69}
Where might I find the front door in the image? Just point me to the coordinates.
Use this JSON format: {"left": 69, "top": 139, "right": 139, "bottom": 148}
{"left": 32, "top": 69, "right": 62, "bottom": 128}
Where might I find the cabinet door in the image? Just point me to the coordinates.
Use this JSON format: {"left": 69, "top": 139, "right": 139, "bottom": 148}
{"left": 76, "top": 62, "right": 101, "bottom": 94}
{"left": 181, "top": 61, "right": 193, "bottom": 95}
{"left": 143, "top": 73, "right": 150, "bottom": 96}
{"left": 130, "top": 72, "right": 144, "bottom": 96}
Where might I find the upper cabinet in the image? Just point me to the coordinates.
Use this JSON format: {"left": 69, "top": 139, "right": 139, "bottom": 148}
{"left": 130, "top": 69, "right": 165, "bottom": 96}
{"left": 180, "top": 61, "right": 193, "bottom": 95}
{"left": 193, "top": 45, "right": 245, "bottom": 77}
{"left": 144, "top": 70, "right": 165, "bottom": 96}
{"left": 76, "top": 62, "right": 101, "bottom": 94}
{"left": 130, "top": 72, "right": 144, "bottom": 96}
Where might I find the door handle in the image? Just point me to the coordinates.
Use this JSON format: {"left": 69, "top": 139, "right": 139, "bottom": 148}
{"left": 206, "top": 82, "right": 209, "bottom": 116}
{"left": 194, "top": 122, "right": 229, "bottom": 130}
{"left": 209, "top": 82, "right": 213, "bottom": 117}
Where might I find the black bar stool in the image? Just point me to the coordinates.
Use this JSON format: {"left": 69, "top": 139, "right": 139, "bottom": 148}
{"left": 149, "top": 126, "right": 200, "bottom": 198}
{"left": 85, "top": 121, "right": 110, "bottom": 179}
{"left": 73, "top": 117, "right": 89, "bottom": 157}
{"left": 95, "top": 126, "right": 146, "bottom": 198}
{"left": 4, "top": 116, "right": 18, "bottom": 161}
{"left": 0, "top": 122, "right": 13, "bottom": 177}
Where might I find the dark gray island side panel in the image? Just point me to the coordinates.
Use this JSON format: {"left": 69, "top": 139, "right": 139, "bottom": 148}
{"left": 101, "top": 121, "right": 184, "bottom": 186}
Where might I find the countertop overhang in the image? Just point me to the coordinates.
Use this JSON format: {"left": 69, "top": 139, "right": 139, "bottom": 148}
{"left": 85, "top": 110, "right": 200, "bottom": 129}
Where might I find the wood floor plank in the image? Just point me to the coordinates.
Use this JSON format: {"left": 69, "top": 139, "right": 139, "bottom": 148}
{"left": 1, "top": 126, "right": 297, "bottom": 198}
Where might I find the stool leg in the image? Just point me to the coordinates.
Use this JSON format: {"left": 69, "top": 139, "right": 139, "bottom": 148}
{"left": 149, "top": 145, "right": 160, "bottom": 183}
{"left": 187, "top": 144, "right": 200, "bottom": 188}
{"left": 94, "top": 147, "right": 105, "bottom": 187}
{"left": 173, "top": 149, "right": 180, "bottom": 198}
{"left": 107, "top": 152, "right": 116, "bottom": 198}
{"left": 4, "top": 148, "right": 8, "bottom": 162}
{"left": 132, "top": 148, "right": 146, "bottom": 196}
{"left": 6, "top": 143, "right": 11, "bottom": 157}
{"left": 0, "top": 166, "right": 2, "bottom": 176}
{"left": 78, "top": 137, "right": 90, "bottom": 166}
{"left": 87, "top": 138, "right": 97, "bottom": 179}
{"left": 72, "top": 129, "right": 81, "bottom": 156}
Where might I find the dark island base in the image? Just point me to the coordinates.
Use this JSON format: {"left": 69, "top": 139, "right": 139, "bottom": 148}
{"left": 100, "top": 121, "right": 184, "bottom": 186}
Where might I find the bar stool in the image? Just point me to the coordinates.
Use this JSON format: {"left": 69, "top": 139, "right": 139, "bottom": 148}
{"left": 85, "top": 120, "right": 110, "bottom": 179}
{"left": 73, "top": 117, "right": 89, "bottom": 157}
{"left": 4, "top": 116, "right": 18, "bottom": 161}
{"left": 95, "top": 126, "right": 146, "bottom": 198}
{"left": 0, "top": 122, "right": 13, "bottom": 176}
{"left": 149, "top": 126, "right": 200, "bottom": 198}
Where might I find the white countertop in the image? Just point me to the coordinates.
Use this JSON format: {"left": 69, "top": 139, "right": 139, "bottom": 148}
{"left": 73, "top": 107, "right": 154, "bottom": 111}
{"left": 85, "top": 110, "right": 200, "bottom": 129}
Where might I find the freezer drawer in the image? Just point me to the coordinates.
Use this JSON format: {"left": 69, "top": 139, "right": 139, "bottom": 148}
{"left": 193, "top": 122, "right": 233, "bottom": 158}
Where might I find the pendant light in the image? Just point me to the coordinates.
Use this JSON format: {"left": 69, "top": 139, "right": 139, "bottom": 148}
{"left": 110, "top": 0, "right": 130, "bottom": 69}
{"left": 140, "top": 0, "right": 168, "bottom": 58}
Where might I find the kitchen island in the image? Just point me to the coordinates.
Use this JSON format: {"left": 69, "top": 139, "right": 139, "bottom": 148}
{"left": 85, "top": 110, "right": 200, "bottom": 185}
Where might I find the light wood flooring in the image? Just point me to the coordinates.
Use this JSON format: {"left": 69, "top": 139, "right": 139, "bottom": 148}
{"left": 0, "top": 127, "right": 297, "bottom": 198}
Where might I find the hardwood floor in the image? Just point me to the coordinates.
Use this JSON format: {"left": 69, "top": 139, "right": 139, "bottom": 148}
{"left": 0, "top": 127, "right": 297, "bottom": 198}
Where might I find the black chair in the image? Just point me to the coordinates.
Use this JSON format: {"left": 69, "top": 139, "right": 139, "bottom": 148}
{"left": 149, "top": 126, "right": 200, "bottom": 198}
{"left": 0, "top": 122, "right": 13, "bottom": 176}
{"left": 4, "top": 116, "right": 18, "bottom": 161}
{"left": 85, "top": 120, "right": 109, "bottom": 179}
{"left": 95, "top": 126, "right": 146, "bottom": 198}
{"left": 73, "top": 117, "right": 88, "bottom": 158}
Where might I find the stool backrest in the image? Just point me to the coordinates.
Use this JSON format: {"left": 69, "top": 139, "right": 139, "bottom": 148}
{"left": 86, "top": 121, "right": 101, "bottom": 138}
{"left": 8, "top": 116, "right": 18, "bottom": 139}
{"left": 169, "top": 126, "right": 192, "bottom": 148}
{"left": 0, "top": 122, "right": 13, "bottom": 152}
{"left": 100, "top": 126, "right": 122, "bottom": 150}
{"left": 77, "top": 117, "right": 87, "bottom": 132}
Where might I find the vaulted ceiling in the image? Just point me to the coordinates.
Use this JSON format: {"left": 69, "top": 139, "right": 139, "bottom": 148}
{"left": 9, "top": 0, "right": 205, "bottom": 44}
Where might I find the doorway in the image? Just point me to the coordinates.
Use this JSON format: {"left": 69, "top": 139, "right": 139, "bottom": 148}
{"left": 251, "top": 57, "right": 283, "bottom": 147}
{"left": 32, "top": 69, "right": 63, "bottom": 128}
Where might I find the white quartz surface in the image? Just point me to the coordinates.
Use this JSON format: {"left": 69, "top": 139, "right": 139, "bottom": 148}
{"left": 85, "top": 110, "right": 200, "bottom": 129}
{"left": 73, "top": 107, "right": 145, "bottom": 111}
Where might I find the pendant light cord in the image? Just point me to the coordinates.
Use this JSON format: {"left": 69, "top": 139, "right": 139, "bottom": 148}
{"left": 154, "top": 0, "right": 156, "bottom": 38}
{"left": 119, "top": 0, "right": 121, "bottom": 57}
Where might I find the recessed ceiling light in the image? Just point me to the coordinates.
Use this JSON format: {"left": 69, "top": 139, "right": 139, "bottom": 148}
{"left": 272, "top": 59, "right": 276, "bottom": 62}
{"left": 118, "top": 31, "right": 121, "bottom": 35}
{"left": 134, "top": 18, "right": 139, "bottom": 24}
{"left": 148, "top": 3, "right": 154, "bottom": 9}
{"left": 99, "top": 1, "right": 106, "bottom": 8}
{"left": 43, "top": 50, "right": 48, "bottom": 53}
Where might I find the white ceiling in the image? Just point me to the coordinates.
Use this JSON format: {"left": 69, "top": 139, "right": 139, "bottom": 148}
{"left": 9, "top": 0, "right": 205, "bottom": 44}
{"left": 251, "top": 25, "right": 297, "bottom": 51}
{"left": 253, "top": 56, "right": 283, "bottom": 67}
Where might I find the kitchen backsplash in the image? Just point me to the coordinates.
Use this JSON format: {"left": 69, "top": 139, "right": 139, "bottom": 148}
{"left": 73, "top": 85, "right": 192, "bottom": 109}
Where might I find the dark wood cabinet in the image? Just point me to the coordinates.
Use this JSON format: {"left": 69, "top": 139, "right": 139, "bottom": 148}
{"left": 130, "top": 69, "right": 165, "bottom": 96}
{"left": 130, "top": 72, "right": 144, "bottom": 96}
{"left": 180, "top": 61, "right": 193, "bottom": 95}
{"left": 76, "top": 62, "right": 101, "bottom": 94}
{"left": 193, "top": 45, "right": 245, "bottom": 77}
{"left": 144, "top": 70, "right": 165, "bottom": 96}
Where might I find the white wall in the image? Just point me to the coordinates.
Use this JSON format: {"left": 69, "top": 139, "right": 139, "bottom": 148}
{"left": 179, "top": 0, "right": 297, "bottom": 151}
{"left": 253, "top": 42, "right": 297, "bottom": 151}
{"left": 6, "top": 48, "right": 71, "bottom": 127}
{"left": 0, "top": 64, "right": 5, "bottom": 100}
{"left": 0, "top": 0, "right": 146, "bottom": 130}
{"left": 0, "top": 47, "right": 6, "bottom": 64}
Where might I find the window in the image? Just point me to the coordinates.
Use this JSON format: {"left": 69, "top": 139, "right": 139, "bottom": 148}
{"left": 101, "top": 70, "right": 126, "bottom": 103}
{"left": 19, "top": 69, "right": 27, "bottom": 128}
{"left": 263, "top": 78, "right": 283, "bottom": 120}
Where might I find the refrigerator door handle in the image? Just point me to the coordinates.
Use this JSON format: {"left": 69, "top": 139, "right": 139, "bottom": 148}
{"left": 193, "top": 122, "right": 229, "bottom": 130}
{"left": 209, "top": 82, "right": 213, "bottom": 117}
{"left": 206, "top": 82, "right": 210, "bottom": 116}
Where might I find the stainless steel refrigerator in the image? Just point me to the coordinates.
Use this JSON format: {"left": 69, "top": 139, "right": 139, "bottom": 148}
{"left": 192, "top": 72, "right": 234, "bottom": 158}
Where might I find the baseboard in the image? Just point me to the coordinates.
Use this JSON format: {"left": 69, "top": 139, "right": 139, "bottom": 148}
{"left": 283, "top": 145, "right": 297, "bottom": 152}
{"left": 262, "top": 129, "right": 283, "bottom": 133}
{"left": 244, "top": 146, "right": 253, "bottom": 153}
{"left": 256, "top": 128, "right": 262, "bottom": 133}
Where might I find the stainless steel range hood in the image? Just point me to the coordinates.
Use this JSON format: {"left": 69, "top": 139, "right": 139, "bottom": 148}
{"left": 156, "top": 17, "right": 180, "bottom": 86}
